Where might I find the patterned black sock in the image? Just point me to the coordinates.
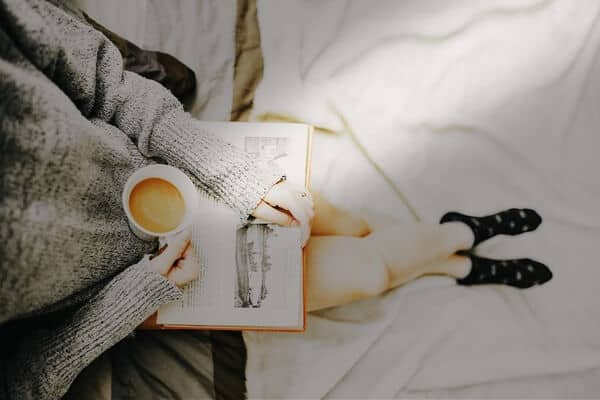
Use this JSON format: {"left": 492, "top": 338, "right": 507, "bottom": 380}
{"left": 440, "top": 208, "right": 542, "bottom": 247}
{"left": 457, "top": 253, "right": 552, "bottom": 289}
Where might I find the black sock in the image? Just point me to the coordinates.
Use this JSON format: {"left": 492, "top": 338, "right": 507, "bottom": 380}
{"left": 457, "top": 253, "right": 552, "bottom": 289}
{"left": 440, "top": 208, "right": 542, "bottom": 247}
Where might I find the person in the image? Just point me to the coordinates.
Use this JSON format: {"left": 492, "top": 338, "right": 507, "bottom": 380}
{"left": 0, "top": 1, "right": 552, "bottom": 399}
{"left": 0, "top": 0, "right": 311, "bottom": 399}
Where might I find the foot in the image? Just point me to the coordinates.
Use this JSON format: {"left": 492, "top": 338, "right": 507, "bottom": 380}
{"left": 440, "top": 208, "right": 542, "bottom": 247}
{"left": 457, "top": 253, "right": 552, "bottom": 289}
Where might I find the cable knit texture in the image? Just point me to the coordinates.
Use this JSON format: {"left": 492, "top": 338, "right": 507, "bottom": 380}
{"left": 6, "top": 260, "right": 182, "bottom": 400}
{"left": 0, "top": 0, "right": 281, "bottom": 398}
{"left": 150, "top": 112, "right": 283, "bottom": 217}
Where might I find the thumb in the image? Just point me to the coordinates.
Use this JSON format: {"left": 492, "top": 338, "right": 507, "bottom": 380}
{"left": 251, "top": 200, "right": 295, "bottom": 227}
{"left": 163, "top": 229, "right": 191, "bottom": 259}
{"left": 167, "top": 245, "right": 200, "bottom": 287}
{"left": 149, "top": 229, "right": 191, "bottom": 276}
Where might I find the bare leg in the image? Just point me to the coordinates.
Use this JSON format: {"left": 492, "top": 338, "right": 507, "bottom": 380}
{"left": 305, "top": 224, "right": 474, "bottom": 311}
{"left": 304, "top": 193, "right": 475, "bottom": 311}
{"left": 310, "top": 192, "right": 371, "bottom": 237}
{"left": 309, "top": 192, "right": 473, "bottom": 251}
{"left": 421, "top": 255, "right": 471, "bottom": 279}
{"left": 365, "top": 224, "right": 472, "bottom": 287}
{"left": 387, "top": 255, "right": 471, "bottom": 288}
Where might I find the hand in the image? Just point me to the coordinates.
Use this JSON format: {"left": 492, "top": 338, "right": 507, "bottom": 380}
{"left": 251, "top": 180, "right": 314, "bottom": 246}
{"left": 147, "top": 229, "right": 200, "bottom": 287}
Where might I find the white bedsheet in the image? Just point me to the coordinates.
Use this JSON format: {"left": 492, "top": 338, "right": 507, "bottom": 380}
{"left": 245, "top": 0, "right": 600, "bottom": 398}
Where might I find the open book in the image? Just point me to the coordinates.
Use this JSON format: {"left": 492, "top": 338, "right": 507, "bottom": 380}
{"left": 142, "top": 122, "right": 312, "bottom": 331}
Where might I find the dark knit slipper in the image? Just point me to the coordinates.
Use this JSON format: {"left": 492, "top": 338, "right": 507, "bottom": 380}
{"left": 457, "top": 254, "right": 552, "bottom": 289}
{"left": 441, "top": 208, "right": 542, "bottom": 247}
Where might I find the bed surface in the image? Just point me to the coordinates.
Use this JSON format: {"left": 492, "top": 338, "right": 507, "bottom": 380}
{"left": 245, "top": 0, "right": 600, "bottom": 398}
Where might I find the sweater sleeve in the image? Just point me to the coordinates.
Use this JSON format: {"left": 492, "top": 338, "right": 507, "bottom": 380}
{"left": 4, "top": 259, "right": 182, "bottom": 400}
{"left": 0, "top": 0, "right": 282, "bottom": 218}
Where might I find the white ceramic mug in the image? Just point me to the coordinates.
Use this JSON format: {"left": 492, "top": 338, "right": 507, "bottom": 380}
{"left": 122, "top": 164, "right": 198, "bottom": 241}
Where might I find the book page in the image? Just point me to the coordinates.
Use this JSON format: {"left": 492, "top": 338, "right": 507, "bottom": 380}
{"left": 157, "top": 123, "right": 309, "bottom": 328}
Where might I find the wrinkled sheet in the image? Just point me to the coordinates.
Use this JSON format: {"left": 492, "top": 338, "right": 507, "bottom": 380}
{"left": 245, "top": 0, "right": 600, "bottom": 398}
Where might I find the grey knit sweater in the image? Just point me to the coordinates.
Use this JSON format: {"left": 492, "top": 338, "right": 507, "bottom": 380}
{"left": 0, "top": 0, "right": 281, "bottom": 398}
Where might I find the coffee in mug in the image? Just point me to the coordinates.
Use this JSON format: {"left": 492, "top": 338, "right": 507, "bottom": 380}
{"left": 129, "top": 178, "right": 186, "bottom": 234}
{"left": 122, "top": 165, "right": 198, "bottom": 240}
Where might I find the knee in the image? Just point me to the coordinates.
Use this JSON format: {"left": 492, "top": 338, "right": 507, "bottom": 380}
{"left": 323, "top": 211, "right": 366, "bottom": 237}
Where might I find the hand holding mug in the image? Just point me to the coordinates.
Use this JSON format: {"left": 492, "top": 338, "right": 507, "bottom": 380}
{"left": 147, "top": 229, "right": 200, "bottom": 287}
